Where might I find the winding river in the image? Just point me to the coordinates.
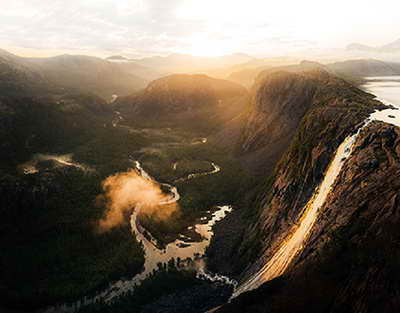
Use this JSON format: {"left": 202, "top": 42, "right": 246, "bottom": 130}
{"left": 232, "top": 76, "right": 400, "bottom": 297}
{"left": 44, "top": 157, "right": 234, "bottom": 313}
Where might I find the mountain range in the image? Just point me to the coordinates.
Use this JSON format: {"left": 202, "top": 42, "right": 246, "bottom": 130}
{"left": 0, "top": 49, "right": 149, "bottom": 99}
{"left": 1, "top": 46, "right": 400, "bottom": 313}
{"left": 347, "top": 38, "right": 400, "bottom": 53}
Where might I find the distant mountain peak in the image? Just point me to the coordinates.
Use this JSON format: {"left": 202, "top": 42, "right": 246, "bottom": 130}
{"left": 106, "top": 55, "right": 130, "bottom": 61}
{"left": 347, "top": 38, "right": 400, "bottom": 53}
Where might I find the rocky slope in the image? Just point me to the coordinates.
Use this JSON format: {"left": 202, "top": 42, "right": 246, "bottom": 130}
{"left": 207, "top": 67, "right": 385, "bottom": 280}
{"left": 223, "top": 59, "right": 400, "bottom": 91}
{"left": 234, "top": 66, "right": 381, "bottom": 174}
{"left": 215, "top": 121, "right": 400, "bottom": 313}
{"left": 115, "top": 74, "right": 249, "bottom": 132}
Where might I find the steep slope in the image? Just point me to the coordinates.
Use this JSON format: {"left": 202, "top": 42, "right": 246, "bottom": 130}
{"left": 207, "top": 68, "right": 384, "bottom": 280}
{"left": 0, "top": 94, "right": 112, "bottom": 172}
{"left": 26, "top": 54, "right": 147, "bottom": 99}
{"left": 235, "top": 66, "right": 379, "bottom": 174}
{"left": 226, "top": 66, "right": 271, "bottom": 88}
{"left": 215, "top": 121, "right": 400, "bottom": 313}
{"left": 115, "top": 74, "right": 249, "bottom": 132}
{"left": 0, "top": 49, "right": 52, "bottom": 97}
{"left": 327, "top": 59, "right": 400, "bottom": 77}
{"left": 0, "top": 49, "right": 149, "bottom": 100}
{"left": 225, "top": 57, "right": 302, "bottom": 88}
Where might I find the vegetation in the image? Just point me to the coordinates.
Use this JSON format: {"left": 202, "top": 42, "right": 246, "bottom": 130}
{"left": 137, "top": 141, "right": 250, "bottom": 246}
{"left": 0, "top": 168, "right": 145, "bottom": 310}
{"left": 0, "top": 92, "right": 250, "bottom": 310}
{"left": 77, "top": 260, "right": 232, "bottom": 313}
{"left": 0, "top": 97, "right": 151, "bottom": 310}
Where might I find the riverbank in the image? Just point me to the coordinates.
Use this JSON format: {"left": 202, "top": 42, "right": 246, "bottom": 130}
{"left": 77, "top": 264, "right": 233, "bottom": 313}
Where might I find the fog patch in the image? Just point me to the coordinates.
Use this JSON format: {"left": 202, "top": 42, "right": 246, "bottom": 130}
{"left": 97, "top": 169, "right": 179, "bottom": 232}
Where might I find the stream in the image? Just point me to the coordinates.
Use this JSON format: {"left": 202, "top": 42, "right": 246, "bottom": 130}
{"left": 44, "top": 158, "right": 234, "bottom": 313}
{"left": 232, "top": 76, "right": 400, "bottom": 297}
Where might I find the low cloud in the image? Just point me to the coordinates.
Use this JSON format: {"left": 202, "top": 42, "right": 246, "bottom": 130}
{"left": 96, "top": 169, "right": 178, "bottom": 232}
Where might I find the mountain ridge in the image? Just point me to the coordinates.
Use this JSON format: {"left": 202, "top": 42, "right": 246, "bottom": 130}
{"left": 347, "top": 38, "right": 400, "bottom": 53}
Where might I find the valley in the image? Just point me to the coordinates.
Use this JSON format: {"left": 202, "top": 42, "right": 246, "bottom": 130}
{"left": 1, "top": 45, "right": 400, "bottom": 313}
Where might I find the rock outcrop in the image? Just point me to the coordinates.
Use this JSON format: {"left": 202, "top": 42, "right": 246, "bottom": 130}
{"left": 236, "top": 67, "right": 382, "bottom": 174}
{"left": 208, "top": 68, "right": 385, "bottom": 282}
{"left": 215, "top": 121, "right": 400, "bottom": 313}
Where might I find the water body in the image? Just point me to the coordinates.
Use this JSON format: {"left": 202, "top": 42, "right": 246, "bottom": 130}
{"left": 233, "top": 76, "right": 400, "bottom": 297}
{"left": 44, "top": 160, "right": 233, "bottom": 312}
{"left": 174, "top": 162, "right": 220, "bottom": 183}
{"left": 365, "top": 76, "right": 400, "bottom": 127}
{"left": 19, "top": 153, "right": 92, "bottom": 174}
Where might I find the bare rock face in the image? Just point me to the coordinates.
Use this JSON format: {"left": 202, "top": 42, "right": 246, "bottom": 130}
{"left": 216, "top": 122, "right": 400, "bottom": 313}
{"left": 291, "top": 122, "right": 400, "bottom": 312}
{"left": 236, "top": 68, "right": 383, "bottom": 174}
{"left": 208, "top": 68, "right": 383, "bottom": 274}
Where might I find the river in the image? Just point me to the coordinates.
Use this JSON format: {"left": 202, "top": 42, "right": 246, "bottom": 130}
{"left": 232, "top": 76, "right": 400, "bottom": 297}
{"left": 44, "top": 158, "right": 234, "bottom": 313}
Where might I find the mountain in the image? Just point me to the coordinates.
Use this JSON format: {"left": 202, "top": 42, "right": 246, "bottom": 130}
{"left": 0, "top": 49, "right": 149, "bottom": 100}
{"left": 114, "top": 61, "right": 168, "bottom": 82}
{"left": 226, "top": 66, "right": 271, "bottom": 88}
{"left": 106, "top": 55, "right": 130, "bottom": 61}
{"left": 115, "top": 74, "right": 249, "bottom": 131}
{"left": 327, "top": 59, "right": 400, "bottom": 77}
{"left": 213, "top": 62, "right": 329, "bottom": 167}
{"left": 346, "top": 43, "right": 377, "bottom": 52}
{"left": 106, "top": 55, "right": 168, "bottom": 81}
{"left": 25, "top": 54, "right": 147, "bottom": 99}
{"left": 207, "top": 67, "right": 386, "bottom": 297}
{"left": 381, "top": 38, "right": 400, "bottom": 52}
{"left": 347, "top": 38, "right": 400, "bottom": 53}
{"left": 0, "top": 49, "right": 53, "bottom": 97}
{"left": 213, "top": 121, "right": 400, "bottom": 313}
{"left": 0, "top": 93, "right": 112, "bottom": 171}
{"left": 220, "top": 57, "right": 302, "bottom": 88}
{"left": 251, "top": 59, "right": 400, "bottom": 87}
{"left": 131, "top": 53, "right": 255, "bottom": 73}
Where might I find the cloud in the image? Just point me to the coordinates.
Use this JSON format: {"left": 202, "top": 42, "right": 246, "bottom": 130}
{"left": 2, "top": 0, "right": 399, "bottom": 57}
{"left": 0, "top": 0, "right": 198, "bottom": 56}
{"left": 96, "top": 168, "right": 179, "bottom": 232}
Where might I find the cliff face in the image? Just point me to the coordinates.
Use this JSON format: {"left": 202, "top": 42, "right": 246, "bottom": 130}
{"left": 215, "top": 122, "right": 400, "bottom": 313}
{"left": 235, "top": 67, "right": 378, "bottom": 174}
{"left": 207, "top": 68, "right": 385, "bottom": 280}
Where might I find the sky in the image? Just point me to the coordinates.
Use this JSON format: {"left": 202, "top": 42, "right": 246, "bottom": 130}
{"left": 1, "top": 0, "right": 399, "bottom": 58}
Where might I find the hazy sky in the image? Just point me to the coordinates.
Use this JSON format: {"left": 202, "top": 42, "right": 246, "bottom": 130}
{"left": 1, "top": 0, "right": 399, "bottom": 58}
